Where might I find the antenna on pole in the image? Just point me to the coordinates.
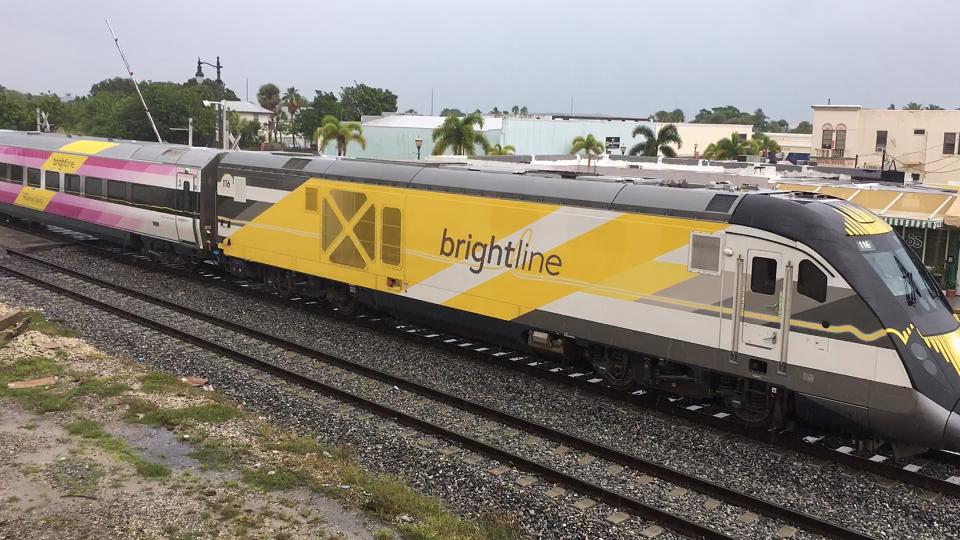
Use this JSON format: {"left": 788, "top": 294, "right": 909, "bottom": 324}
{"left": 106, "top": 19, "right": 162, "bottom": 143}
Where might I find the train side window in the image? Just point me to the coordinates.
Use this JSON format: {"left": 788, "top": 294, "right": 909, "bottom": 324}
{"left": 751, "top": 257, "right": 777, "bottom": 295}
{"left": 132, "top": 184, "right": 176, "bottom": 209}
{"left": 65, "top": 174, "right": 82, "bottom": 194}
{"left": 26, "top": 168, "right": 41, "bottom": 187}
{"left": 382, "top": 207, "right": 402, "bottom": 266}
{"left": 85, "top": 177, "right": 102, "bottom": 198}
{"left": 107, "top": 180, "right": 127, "bottom": 201}
{"left": 798, "top": 260, "right": 827, "bottom": 303}
{"left": 0, "top": 163, "right": 8, "bottom": 182}
{"left": 44, "top": 170, "right": 60, "bottom": 192}
{"left": 10, "top": 165, "right": 24, "bottom": 184}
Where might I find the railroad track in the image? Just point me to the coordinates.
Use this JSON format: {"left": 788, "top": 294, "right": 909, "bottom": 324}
{"left": 0, "top": 247, "right": 877, "bottom": 539}
{"left": 76, "top": 238, "right": 960, "bottom": 500}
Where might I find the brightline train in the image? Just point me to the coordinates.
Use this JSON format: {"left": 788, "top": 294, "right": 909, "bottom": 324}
{"left": 1, "top": 130, "right": 958, "bottom": 454}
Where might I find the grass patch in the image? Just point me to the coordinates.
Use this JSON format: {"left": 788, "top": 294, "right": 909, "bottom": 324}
{"left": 265, "top": 436, "right": 324, "bottom": 456}
{"left": 48, "top": 457, "right": 102, "bottom": 497}
{"left": 0, "top": 357, "right": 74, "bottom": 413}
{"left": 240, "top": 466, "right": 314, "bottom": 492}
{"left": 121, "top": 398, "right": 240, "bottom": 428}
{"left": 65, "top": 418, "right": 170, "bottom": 478}
{"left": 188, "top": 440, "right": 248, "bottom": 471}
{"left": 140, "top": 372, "right": 191, "bottom": 394}
{"left": 335, "top": 464, "right": 521, "bottom": 540}
{"left": 23, "top": 311, "right": 77, "bottom": 338}
{"left": 66, "top": 419, "right": 110, "bottom": 439}
{"left": 73, "top": 377, "right": 128, "bottom": 398}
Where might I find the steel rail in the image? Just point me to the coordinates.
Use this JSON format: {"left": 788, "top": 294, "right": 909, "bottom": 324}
{"left": 0, "top": 255, "right": 736, "bottom": 540}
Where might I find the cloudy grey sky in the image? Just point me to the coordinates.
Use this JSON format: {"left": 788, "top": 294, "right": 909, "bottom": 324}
{"left": 3, "top": 0, "right": 958, "bottom": 123}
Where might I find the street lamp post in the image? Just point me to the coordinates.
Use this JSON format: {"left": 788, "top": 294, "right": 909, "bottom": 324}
{"left": 194, "top": 56, "right": 223, "bottom": 85}
{"left": 415, "top": 136, "right": 423, "bottom": 160}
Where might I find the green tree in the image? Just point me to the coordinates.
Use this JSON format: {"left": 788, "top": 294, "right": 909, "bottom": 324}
{"left": 750, "top": 133, "right": 781, "bottom": 156}
{"left": 791, "top": 121, "right": 812, "bottom": 134}
{"left": 702, "top": 132, "right": 753, "bottom": 160}
{"left": 257, "top": 83, "right": 281, "bottom": 111}
{"left": 570, "top": 133, "right": 604, "bottom": 168}
{"left": 486, "top": 144, "right": 516, "bottom": 156}
{"left": 431, "top": 112, "right": 490, "bottom": 156}
{"left": 903, "top": 102, "right": 923, "bottom": 110}
{"left": 439, "top": 107, "right": 464, "bottom": 117}
{"left": 282, "top": 87, "right": 304, "bottom": 117}
{"left": 520, "top": 106, "right": 528, "bottom": 117}
{"left": 256, "top": 83, "right": 281, "bottom": 143}
{"left": 339, "top": 83, "right": 397, "bottom": 121}
{"left": 291, "top": 90, "right": 340, "bottom": 146}
{"left": 652, "top": 109, "right": 685, "bottom": 123}
{"left": 233, "top": 118, "right": 263, "bottom": 149}
{"left": 629, "top": 124, "right": 682, "bottom": 157}
{"left": 281, "top": 87, "right": 305, "bottom": 146}
{"left": 316, "top": 115, "right": 366, "bottom": 156}
{"left": 926, "top": 104, "right": 944, "bottom": 110}
{"left": 0, "top": 90, "right": 32, "bottom": 130}
{"left": 511, "top": 105, "right": 520, "bottom": 116}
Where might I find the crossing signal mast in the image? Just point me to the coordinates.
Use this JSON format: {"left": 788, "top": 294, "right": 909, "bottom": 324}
{"left": 105, "top": 19, "right": 162, "bottom": 143}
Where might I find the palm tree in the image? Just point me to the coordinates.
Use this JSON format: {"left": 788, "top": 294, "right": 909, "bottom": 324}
{"left": 486, "top": 144, "right": 516, "bottom": 156}
{"left": 749, "top": 133, "right": 781, "bottom": 158}
{"left": 431, "top": 112, "right": 490, "bottom": 156}
{"left": 511, "top": 105, "right": 520, "bottom": 117}
{"left": 702, "top": 132, "right": 753, "bottom": 160}
{"left": 520, "top": 106, "right": 528, "bottom": 117}
{"left": 282, "top": 87, "right": 304, "bottom": 146}
{"left": 316, "top": 115, "right": 366, "bottom": 156}
{"left": 570, "top": 134, "right": 604, "bottom": 169}
{"left": 257, "top": 83, "right": 281, "bottom": 142}
{"left": 629, "top": 124, "right": 682, "bottom": 157}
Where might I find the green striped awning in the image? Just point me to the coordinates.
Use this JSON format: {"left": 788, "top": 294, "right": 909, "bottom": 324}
{"left": 883, "top": 216, "right": 944, "bottom": 229}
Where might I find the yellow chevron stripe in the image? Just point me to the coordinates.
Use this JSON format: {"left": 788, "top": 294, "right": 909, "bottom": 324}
{"left": 830, "top": 201, "right": 892, "bottom": 236}
{"left": 920, "top": 328, "right": 960, "bottom": 376}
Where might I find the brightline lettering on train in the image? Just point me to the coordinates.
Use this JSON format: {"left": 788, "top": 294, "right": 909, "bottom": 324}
{"left": 438, "top": 228, "right": 563, "bottom": 276}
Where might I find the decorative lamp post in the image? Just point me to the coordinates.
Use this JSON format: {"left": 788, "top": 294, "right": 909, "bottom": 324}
{"left": 415, "top": 136, "right": 423, "bottom": 160}
{"left": 194, "top": 56, "right": 223, "bottom": 85}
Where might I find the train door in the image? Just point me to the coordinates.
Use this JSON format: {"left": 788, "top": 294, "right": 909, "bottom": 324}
{"left": 175, "top": 172, "right": 198, "bottom": 245}
{"left": 721, "top": 233, "right": 792, "bottom": 375}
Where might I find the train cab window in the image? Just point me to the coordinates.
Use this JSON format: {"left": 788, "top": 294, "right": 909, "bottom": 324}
{"left": 10, "top": 165, "right": 24, "bottom": 184}
{"left": 381, "top": 207, "right": 402, "bottom": 266}
{"left": 85, "top": 177, "right": 103, "bottom": 198}
{"left": 26, "top": 168, "right": 41, "bottom": 187}
{"left": 107, "top": 180, "right": 127, "bottom": 201}
{"left": 750, "top": 257, "right": 777, "bottom": 295}
{"left": 797, "top": 260, "right": 827, "bottom": 303}
{"left": 44, "top": 170, "right": 60, "bottom": 192}
{"left": 65, "top": 174, "right": 82, "bottom": 194}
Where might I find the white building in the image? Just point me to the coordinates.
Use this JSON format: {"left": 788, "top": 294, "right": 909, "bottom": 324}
{"left": 223, "top": 101, "right": 274, "bottom": 125}
{"left": 811, "top": 105, "right": 960, "bottom": 186}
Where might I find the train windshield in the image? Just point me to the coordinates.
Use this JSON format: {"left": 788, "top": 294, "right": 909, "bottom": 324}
{"left": 855, "top": 234, "right": 947, "bottom": 316}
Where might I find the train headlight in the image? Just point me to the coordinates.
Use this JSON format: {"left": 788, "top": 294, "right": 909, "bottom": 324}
{"left": 911, "top": 342, "right": 938, "bottom": 375}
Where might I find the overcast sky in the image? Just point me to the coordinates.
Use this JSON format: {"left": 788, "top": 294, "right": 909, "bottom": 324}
{"left": 4, "top": 0, "right": 958, "bottom": 124}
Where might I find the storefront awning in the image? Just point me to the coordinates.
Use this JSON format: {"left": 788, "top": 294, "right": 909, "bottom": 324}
{"left": 776, "top": 183, "right": 956, "bottom": 230}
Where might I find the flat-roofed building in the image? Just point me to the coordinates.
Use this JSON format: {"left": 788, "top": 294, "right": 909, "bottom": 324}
{"left": 811, "top": 105, "right": 960, "bottom": 186}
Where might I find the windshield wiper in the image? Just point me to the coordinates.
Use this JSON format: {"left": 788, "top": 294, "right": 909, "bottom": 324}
{"left": 893, "top": 255, "right": 920, "bottom": 306}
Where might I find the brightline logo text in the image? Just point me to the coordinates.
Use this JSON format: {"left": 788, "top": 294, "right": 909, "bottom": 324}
{"left": 439, "top": 228, "right": 563, "bottom": 276}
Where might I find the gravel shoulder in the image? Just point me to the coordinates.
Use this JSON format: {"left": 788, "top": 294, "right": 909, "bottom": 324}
{"left": 0, "top": 304, "right": 515, "bottom": 540}
{"left": 25, "top": 245, "right": 960, "bottom": 539}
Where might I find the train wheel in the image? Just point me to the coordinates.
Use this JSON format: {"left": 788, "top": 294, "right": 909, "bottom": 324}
{"left": 601, "top": 353, "right": 636, "bottom": 391}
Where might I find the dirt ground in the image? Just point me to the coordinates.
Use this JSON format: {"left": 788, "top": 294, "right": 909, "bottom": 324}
{"left": 0, "top": 304, "right": 398, "bottom": 540}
